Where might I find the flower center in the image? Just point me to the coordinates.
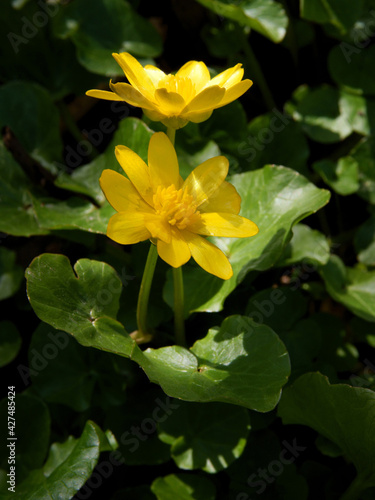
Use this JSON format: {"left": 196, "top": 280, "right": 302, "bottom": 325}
{"left": 153, "top": 185, "right": 201, "bottom": 230}
{"left": 158, "top": 75, "right": 196, "bottom": 103}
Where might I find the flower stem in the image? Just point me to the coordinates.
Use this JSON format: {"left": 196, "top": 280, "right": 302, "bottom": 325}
{"left": 173, "top": 266, "right": 186, "bottom": 346}
{"left": 166, "top": 127, "right": 176, "bottom": 144}
{"left": 136, "top": 243, "right": 158, "bottom": 338}
{"left": 166, "top": 125, "right": 186, "bottom": 346}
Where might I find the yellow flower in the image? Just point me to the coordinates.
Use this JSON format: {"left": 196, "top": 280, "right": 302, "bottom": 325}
{"left": 100, "top": 132, "right": 258, "bottom": 280}
{"left": 87, "top": 52, "right": 253, "bottom": 129}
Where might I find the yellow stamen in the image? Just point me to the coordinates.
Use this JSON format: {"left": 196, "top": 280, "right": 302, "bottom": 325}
{"left": 153, "top": 184, "right": 201, "bottom": 230}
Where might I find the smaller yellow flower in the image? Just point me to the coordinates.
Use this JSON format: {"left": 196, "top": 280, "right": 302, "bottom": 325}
{"left": 87, "top": 52, "right": 253, "bottom": 129}
{"left": 100, "top": 132, "right": 258, "bottom": 280}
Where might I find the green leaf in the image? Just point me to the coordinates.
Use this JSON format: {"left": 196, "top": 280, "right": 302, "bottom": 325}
{"left": 151, "top": 474, "right": 215, "bottom": 500}
{"left": 349, "top": 136, "right": 375, "bottom": 204}
{"left": 55, "top": 118, "right": 154, "bottom": 204}
{"left": 158, "top": 401, "right": 249, "bottom": 473}
{"left": 142, "top": 316, "right": 290, "bottom": 411}
{"left": 0, "top": 143, "right": 48, "bottom": 236}
{"left": 313, "top": 157, "right": 360, "bottom": 195}
{"left": 195, "top": 0, "right": 288, "bottom": 43}
{"left": 0, "top": 394, "right": 50, "bottom": 475}
{"left": 0, "top": 248, "right": 23, "bottom": 301}
{"left": 0, "top": 82, "right": 62, "bottom": 169}
{"left": 26, "top": 256, "right": 290, "bottom": 410}
{"left": 300, "top": 0, "right": 363, "bottom": 33}
{"left": 13, "top": 421, "right": 109, "bottom": 500}
{"left": 26, "top": 253, "right": 137, "bottom": 356}
{"left": 329, "top": 44, "right": 375, "bottom": 96}
{"left": 290, "top": 85, "right": 352, "bottom": 143}
{"left": 339, "top": 91, "right": 375, "bottom": 136}
{"left": 0, "top": 321, "right": 21, "bottom": 368}
{"left": 355, "top": 215, "right": 375, "bottom": 266}
{"left": 320, "top": 255, "right": 375, "bottom": 322}
{"left": 52, "top": 0, "right": 162, "bottom": 76}
{"left": 164, "top": 165, "right": 330, "bottom": 313}
{"left": 278, "top": 372, "right": 375, "bottom": 488}
{"left": 276, "top": 223, "right": 330, "bottom": 267}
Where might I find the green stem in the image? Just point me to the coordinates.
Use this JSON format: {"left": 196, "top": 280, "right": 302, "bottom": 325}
{"left": 136, "top": 243, "right": 158, "bottom": 337}
{"left": 166, "top": 127, "right": 176, "bottom": 144}
{"left": 242, "top": 39, "right": 276, "bottom": 111}
{"left": 166, "top": 126, "right": 186, "bottom": 346}
{"left": 173, "top": 266, "right": 186, "bottom": 346}
{"left": 340, "top": 474, "right": 371, "bottom": 500}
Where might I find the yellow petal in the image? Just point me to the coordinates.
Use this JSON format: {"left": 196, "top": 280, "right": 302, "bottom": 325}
{"left": 184, "top": 110, "right": 213, "bottom": 124}
{"left": 157, "top": 228, "right": 191, "bottom": 268}
{"left": 206, "top": 64, "right": 242, "bottom": 88}
{"left": 112, "top": 52, "right": 155, "bottom": 100}
{"left": 199, "top": 181, "right": 241, "bottom": 214}
{"left": 115, "top": 146, "right": 154, "bottom": 205}
{"left": 109, "top": 82, "right": 156, "bottom": 110}
{"left": 223, "top": 67, "right": 245, "bottom": 88}
{"left": 217, "top": 80, "right": 253, "bottom": 108}
{"left": 144, "top": 65, "right": 166, "bottom": 86}
{"left": 143, "top": 108, "right": 167, "bottom": 122}
{"left": 145, "top": 215, "right": 172, "bottom": 244}
{"left": 176, "top": 61, "right": 211, "bottom": 92}
{"left": 160, "top": 116, "right": 189, "bottom": 129}
{"left": 185, "top": 232, "right": 233, "bottom": 280}
{"left": 86, "top": 89, "right": 124, "bottom": 101}
{"left": 100, "top": 169, "right": 152, "bottom": 213}
{"left": 107, "top": 212, "right": 151, "bottom": 245}
{"left": 189, "top": 213, "right": 259, "bottom": 237}
{"left": 183, "top": 156, "right": 229, "bottom": 207}
{"left": 148, "top": 132, "right": 179, "bottom": 191}
{"left": 154, "top": 88, "right": 186, "bottom": 114}
{"left": 183, "top": 86, "right": 225, "bottom": 112}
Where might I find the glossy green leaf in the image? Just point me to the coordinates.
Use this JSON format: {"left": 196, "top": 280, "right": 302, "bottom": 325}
{"left": 0, "top": 82, "right": 62, "bottom": 169}
{"left": 290, "top": 85, "right": 352, "bottom": 143}
{"left": 0, "top": 394, "right": 50, "bottom": 475}
{"left": 151, "top": 473, "right": 215, "bottom": 500}
{"left": 300, "top": 0, "right": 363, "bottom": 33}
{"left": 195, "top": 0, "right": 288, "bottom": 43}
{"left": 0, "top": 321, "right": 21, "bottom": 368}
{"left": 313, "top": 157, "right": 360, "bottom": 195}
{"left": 0, "top": 248, "right": 23, "bottom": 301}
{"left": 278, "top": 372, "right": 375, "bottom": 489}
{"left": 52, "top": 0, "right": 162, "bottom": 76}
{"left": 158, "top": 401, "right": 249, "bottom": 473}
{"left": 164, "top": 165, "right": 330, "bottom": 313}
{"left": 329, "top": 44, "right": 375, "bottom": 96}
{"left": 13, "top": 421, "right": 109, "bottom": 500}
{"left": 339, "top": 91, "right": 375, "bottom": 136}
{"left": 355, "top": 215, "right": 375, "bottom": 266}
{"left": 276, "top": 224, "right": 330, "bottom": 267}
{"left": 349, "top": 136, "right": 375, "bottom": 204}
{"left": 26, "top": 253, "right": 136, "bottom": 356}
{"left": 142, "top": 316, "right": 290, "bottom": 411}
{"left": 320, "top": 255, "right": 375, "bottom": 322}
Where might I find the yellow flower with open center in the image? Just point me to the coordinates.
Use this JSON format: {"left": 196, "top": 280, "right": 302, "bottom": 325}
{"left": 87, "top": 52, "right": 253, "bottom": 129}
{"left": 100, "top": 132, "right": 258, "bottom": 280}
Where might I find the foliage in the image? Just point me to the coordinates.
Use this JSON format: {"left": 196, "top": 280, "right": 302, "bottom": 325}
{"left": 1, "top": 0, "right": 375, "bottom": 499}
